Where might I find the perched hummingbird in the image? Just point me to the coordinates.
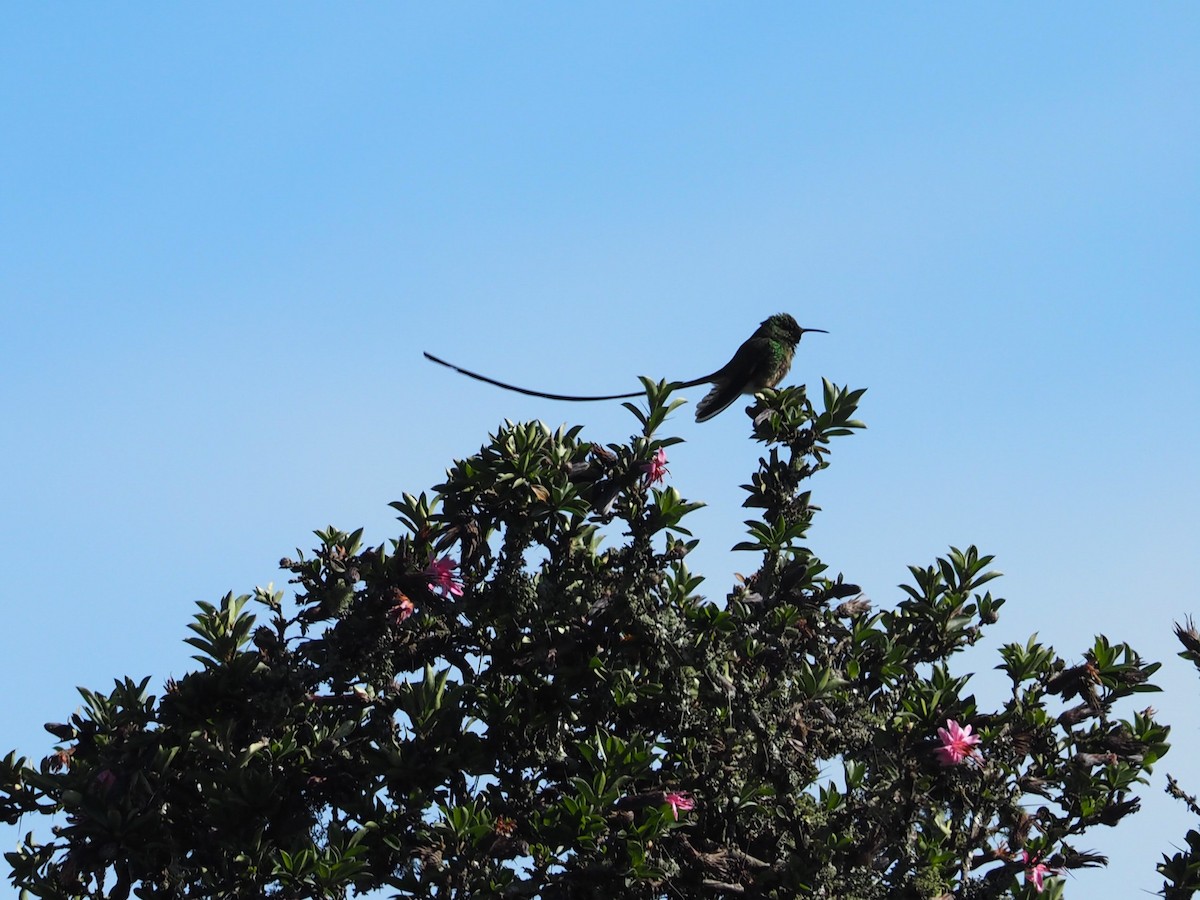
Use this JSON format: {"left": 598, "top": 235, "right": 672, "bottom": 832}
{"left": 424, "top": 312, "right": 826, "bottom": 422}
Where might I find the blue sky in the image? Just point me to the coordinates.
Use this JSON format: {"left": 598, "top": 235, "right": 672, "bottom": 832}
{"left": 2, "top": 4, "right": 1197, "bottom": 896}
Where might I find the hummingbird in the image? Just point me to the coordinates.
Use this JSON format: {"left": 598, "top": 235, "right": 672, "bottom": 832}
{"left": 424, "top": 312, "right": 826, "bottom": 422}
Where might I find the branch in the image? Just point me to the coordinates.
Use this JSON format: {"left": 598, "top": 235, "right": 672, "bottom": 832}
{"left": 1167, "top": 774, "right": 1200, "bottom": 818}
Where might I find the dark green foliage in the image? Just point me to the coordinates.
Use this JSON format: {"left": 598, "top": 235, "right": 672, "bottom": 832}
{"left": 1, "top": 381, "right": 1168, "bottom": 899}
{"left": 1159, "top": 621, "right": 1200, "bottom": 898}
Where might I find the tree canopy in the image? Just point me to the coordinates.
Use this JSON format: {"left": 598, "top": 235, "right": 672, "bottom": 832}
{"left": 1, "top": 381, "right": 1171, "bottom": 899}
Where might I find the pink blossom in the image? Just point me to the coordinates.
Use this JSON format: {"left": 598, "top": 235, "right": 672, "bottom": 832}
{"left": 1022, "top": 851, "right": 1057, "bottom": 893}
{"left": 95, "top": 769, "right": 117, "bottom": 792}
{"left": 934, "top": 718, "right": 982, "bottom": 766}
{"left": 388, "top": 593, "right": 416, "bottom": 624}
{"left": 425, "top": 556, "right": 464, "bottom": 598}
{"left": 641, "top": 448, "right": 669, "bottom": 485}
{"left": 664, "top": 791, "right": 695, "bottom": 819}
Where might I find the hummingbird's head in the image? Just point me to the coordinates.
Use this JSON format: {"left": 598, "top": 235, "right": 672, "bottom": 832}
{"left": 764, "top": 313, "right": 827, "bottom": 345}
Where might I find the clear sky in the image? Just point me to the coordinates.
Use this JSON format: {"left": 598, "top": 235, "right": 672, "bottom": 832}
{"left": 2, "top": 4, "right": 1197, "bottom": 896}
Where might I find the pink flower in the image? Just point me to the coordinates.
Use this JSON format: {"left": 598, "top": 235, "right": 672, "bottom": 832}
{"left": 664, "top": 791, "right": 695, "bottom": 819}
{"left": 1022, "top": 851, "right": 1057, "bottom": 893}
{"left": 388, "top": 592, "right": 416, "bottom": 624}
{"left": 641, "top": 448, "right": 669, "bottom": 485}
{"left": 95, "top": 769, "right": 117, "bottom": 792}
{"left": 934, "top": 718, "right": 982, "bottom": 766}
{"left": 425, "top": 556, "right": 463, "bottom": 598}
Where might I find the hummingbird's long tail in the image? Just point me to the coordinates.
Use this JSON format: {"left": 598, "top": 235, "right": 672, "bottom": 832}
{"left": 423, "top": 352, "right": 647, "bottom": 402}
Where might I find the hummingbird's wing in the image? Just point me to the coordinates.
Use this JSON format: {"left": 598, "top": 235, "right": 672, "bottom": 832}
{"left": 424, "top": 352, "right": 645, "bottom": 401}
{"left": 694, "top": 380, "right": 748, "bottom": 422}
{"left": 690, "top": 337, "right": 774, "bottom": 422}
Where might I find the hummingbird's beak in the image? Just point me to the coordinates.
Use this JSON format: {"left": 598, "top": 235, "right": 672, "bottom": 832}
{"left": 801, "top": 327, "right": 828, "bottom": 334}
